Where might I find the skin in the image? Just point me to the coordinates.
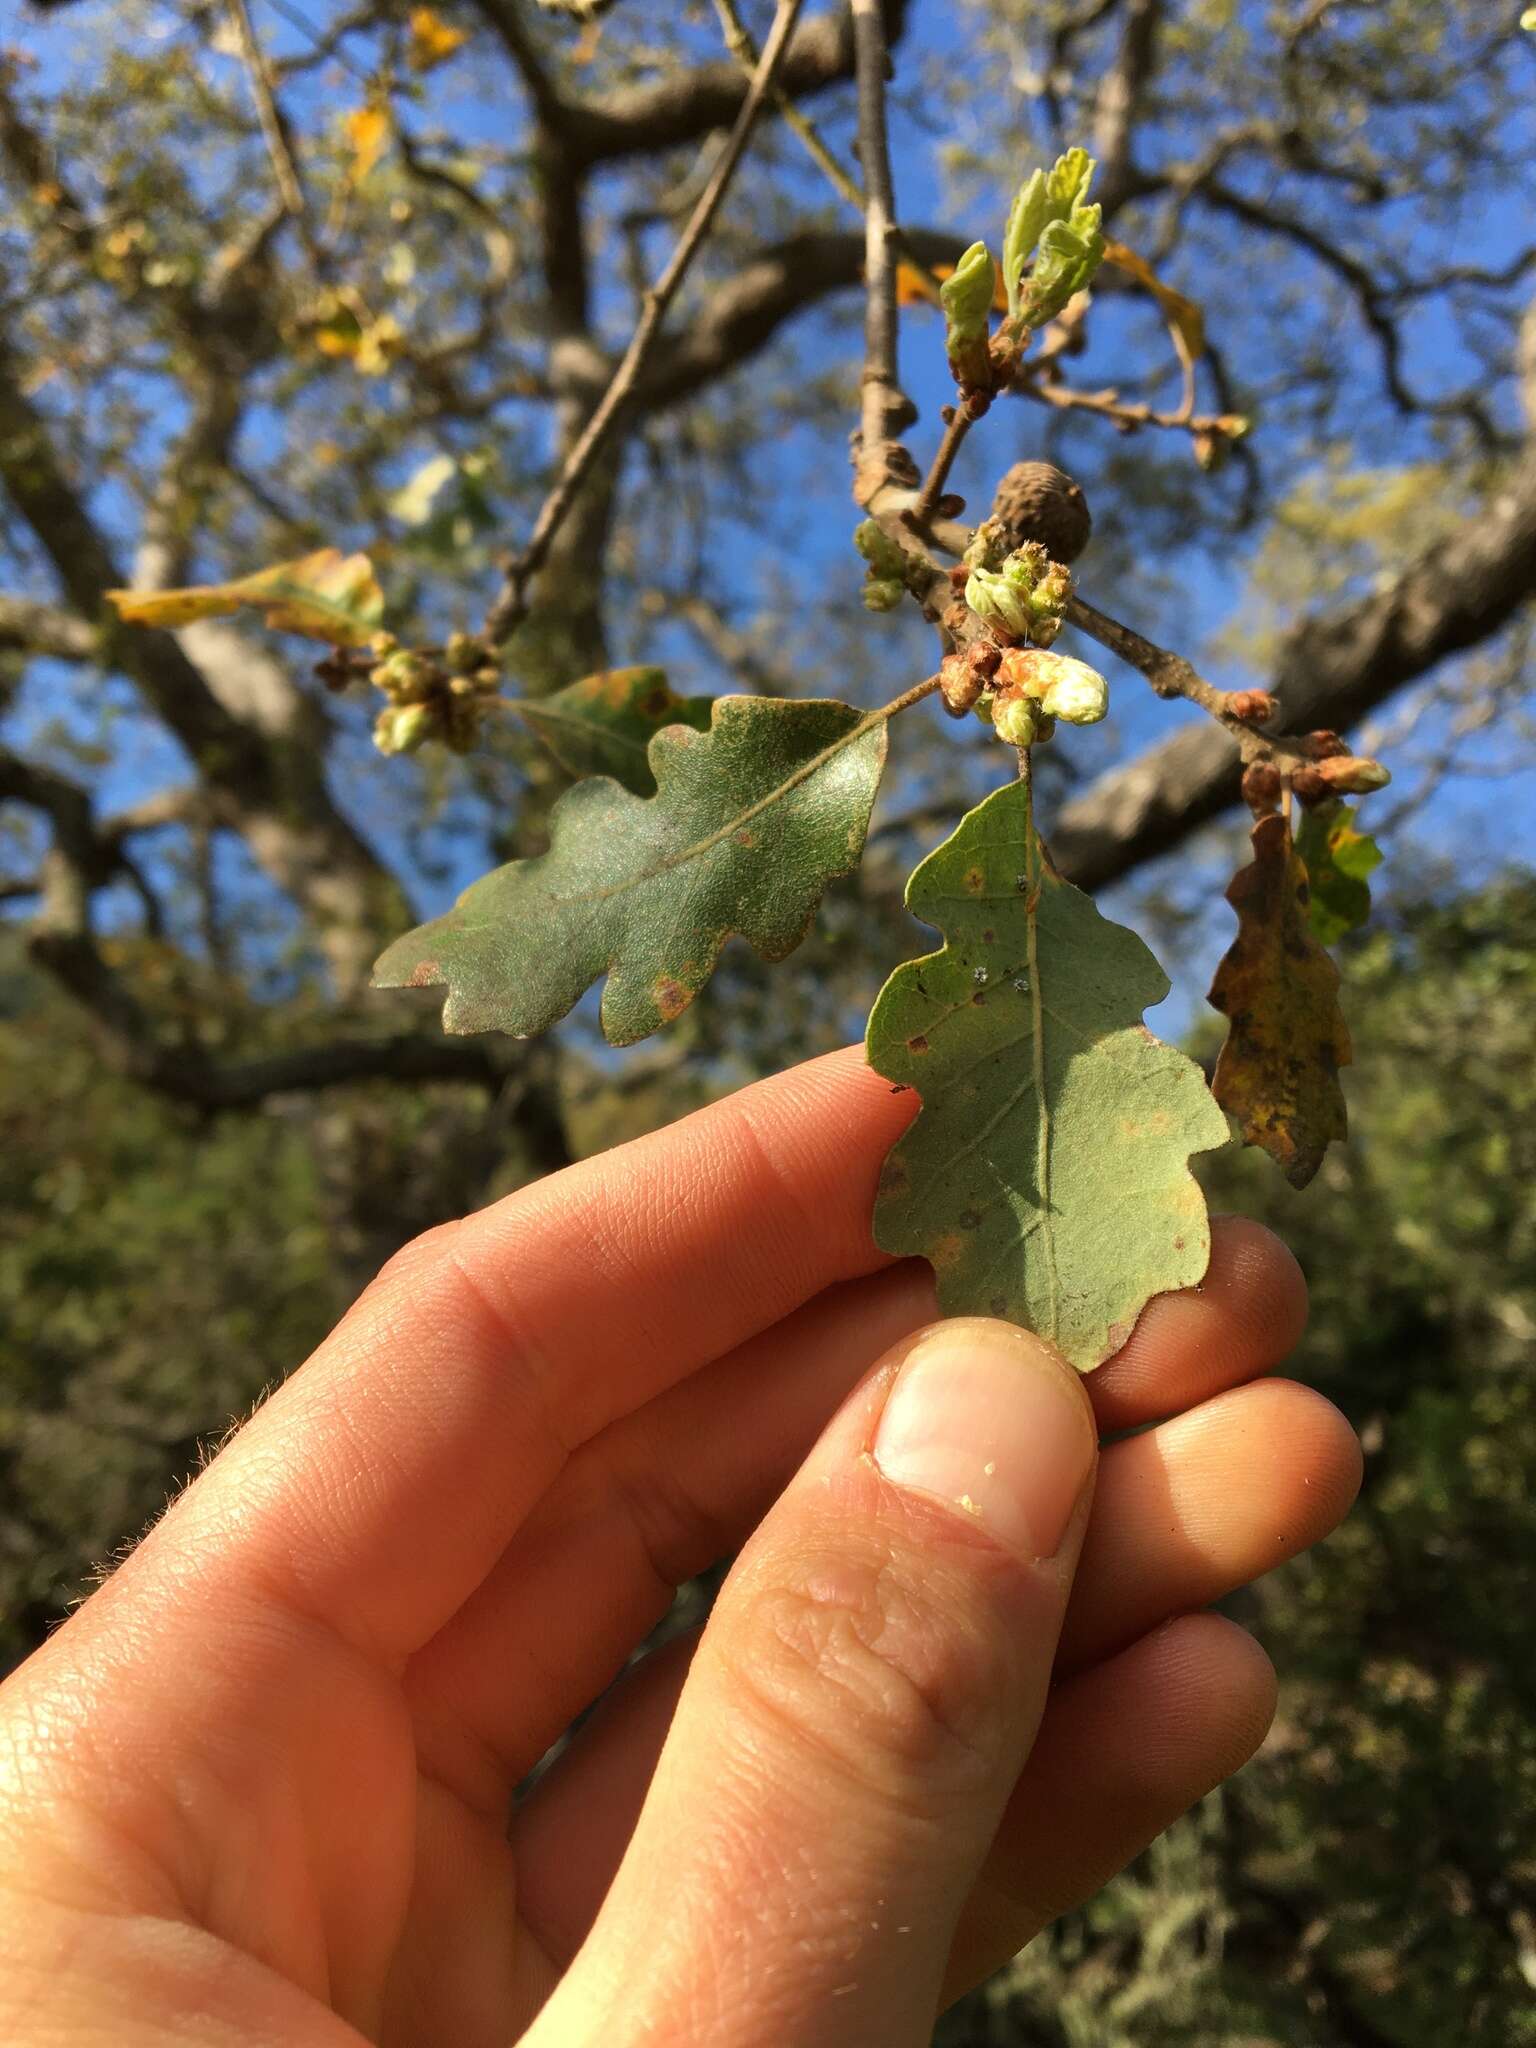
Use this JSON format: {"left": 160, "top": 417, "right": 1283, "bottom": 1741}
{"left": 0, "top": 1047, "right": 1361, "bottom": 2046}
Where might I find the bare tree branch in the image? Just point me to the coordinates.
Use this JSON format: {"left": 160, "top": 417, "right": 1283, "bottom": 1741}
{"left": 0, "top": 339, "right": 400, "bottom": 986}
{"left": 641, "top": 586, "right": 790, "bottom": 695}
{"left": 30, "top": 922, "right": 510, "bottom": 1107}
{"left": 1051, "top": 441, "right": 1536, "bottom": 888}
{"left": 1091, "top": 0, "right": 1163, "bottom": 214}
{"left": 637, "top": 226, "right": 963, "bottom": 411}
{"left": 224, "top": 0, "right": 308, "bottom": 221}
{"left": 711, "top": 0, "right": 943, "bottom": 305}
{"left": 0, "top": 745, "right": 163, "bottom": 932}
{"left": 851, "top": 0, "right": 916, "bottom": 507}
{"left": 0, "top": 736, "right": 506, "bottom": 1104}
{"left": 0, "top": 594, "right": 98, "bottom": 660}
{"left": 472, "top": 0, "right": 910, "bottom": 169}
{"left": 1195, "top": 180, "right": 1507, "bottom": 446}
{"left": 484, "top": 0, "right": 809, "bottom": 646}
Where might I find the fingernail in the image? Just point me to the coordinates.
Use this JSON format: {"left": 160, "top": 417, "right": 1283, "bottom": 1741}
{"left": 871, "top": 1321, "right": 1096, "bottom": 1561}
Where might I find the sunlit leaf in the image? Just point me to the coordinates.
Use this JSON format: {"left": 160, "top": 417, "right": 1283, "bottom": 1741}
{"left": 388, "top": 452, "right": 457, "bottom": 526}
{"left": 1208, "top": 812, "right": 1352, "bottom": 1188}
{"left": 867, "top": 778, "right": 1228, "bottom": 1371}
{"left": 374, "top": 695, "right": 887, "bottom": 1045}
{"left": 107, "top": 549, "right": 385, "bottom": 648}
{"left": 312, "top": 302, "right": 365, "bottom": 357}
{"left": 1296, "top": 800, "right": 1383, "bottom": 946}
{"left": 514, "top": 667, "right": 715, "bottom": 796}
{"left": 352, "top": 313, "right": 403, "bottom": 376}
{"left": 342, "top": 104, "right": 390, "bottom": 182}
{"left": 406, "top": 6, "right": 469, "bottom": 69}
{"left": 1102, "top": 237, "right": 1206, "bottom": 369}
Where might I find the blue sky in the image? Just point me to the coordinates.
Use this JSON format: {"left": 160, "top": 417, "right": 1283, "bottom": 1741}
{"left": 6, "top": 0, "right": 1534, "bottom": 1041}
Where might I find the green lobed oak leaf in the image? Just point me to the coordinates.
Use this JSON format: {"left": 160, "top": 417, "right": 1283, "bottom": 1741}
{"left": 514, "top": 666, "right": 714, "bottom": 796}
{"left": 1208, "top": 812, "right": 1352, "bottom": 1189}
{"left": 374, "top": 694, "right": 887, "bottom": 1046}
{"left": 866, "top": 777, "right": 1228, "bottom": 1372}
{"left": 107, "top": 548, "right": 384, "bottom": 648}
{"left": 1296, "top": 800, "right": 1382, "bottom": 946}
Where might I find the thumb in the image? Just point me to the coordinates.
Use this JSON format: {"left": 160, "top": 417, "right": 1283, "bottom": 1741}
{"left": 533, "top": 1317, "right": 1098, "bottom": 2048}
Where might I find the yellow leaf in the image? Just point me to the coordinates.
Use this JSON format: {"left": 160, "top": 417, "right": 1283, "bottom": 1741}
{"left": 104, "top": 221, "right": 148, "bottom": 260}
{"left": 406, "top": 6, "right": 468, "bottom": 70}
{"left": 108, "top": 549, "right": 385, "bottom": 649}
{"left": 343, "top": 104, "right": 390, "bottom": 183}
{"left": 895, "top": 262, "right": 933, "bottom": 306}
{"left": 314, "top": 322, "right": 361, "bottom": 359}
{"left": 1102, "top": 237, "right": 1206, "bottom": 369}
{"left": 388, "top": 452, "right": 456, "bottom": 524}
{"left": 353, "top": 314, "right": 403, "bottom": 377}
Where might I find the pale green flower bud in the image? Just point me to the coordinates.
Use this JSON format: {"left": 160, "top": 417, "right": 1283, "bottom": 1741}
{"left": 374, "top": 702, "right": 437, "bottom": 755}
{"left": 1047, "top": 146, "right": 1095, "bottom": 215}
{"left": 854, "top": 518, "right": 907, "bottom": 580}
{"left": 1001, "top": 541, "right": 1051, "bottom": 593}
{"left": 1315, "top": 754, "right": 1391, "bottom": 794}
{"left": 1038, "top": 654, "right": 1110, "bottom": 725}
{"left": 964, "top": 565, "right": 1030, "bottom": 637}
{"left": 863, "top": 576, "right": 905, "bottom": 614}
{"left": 993, "top": 546, "right": 1071, "bottom": 643}
{"left": 373, "top": 650, "right": 435, "bottom": 703}
{"left": 993, "top": 695, "right": 1039, "bottom": 747}
{"left": 963, "top": 517, "right": 1013, "bottom": 573}
{"left": 941, "top": 243, "right": 997, "bottom": 388}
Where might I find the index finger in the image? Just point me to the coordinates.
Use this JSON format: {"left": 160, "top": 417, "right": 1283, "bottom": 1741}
{"left": 145, "top": 1046, "right": 917, "bottom": 1664}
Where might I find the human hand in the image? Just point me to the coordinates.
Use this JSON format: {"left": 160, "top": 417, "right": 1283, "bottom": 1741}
{"left": 0, "top": 1048, "right": 1360, "bottom": 2046}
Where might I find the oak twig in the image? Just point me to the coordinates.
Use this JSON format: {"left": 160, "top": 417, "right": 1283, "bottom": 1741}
{"left": 484, "top": 0, "right": 807, "bottom": 646}
{"left": 1026, "top": 371, "right": 1244, "bottom": 445}
{"left": 225, "top": 0, "right": 307, "bottom": 219}
{"left": 1066, "top": 591, "right": 1310, "bottom": 766}
{"left": 911, "top": 402, "right": 980, "bottom": 528}
{"left": 851, "top": 0, "right": 916, "bottom": 507}
{"left": 711, "top": 0, "right": 943, "bottom": 307}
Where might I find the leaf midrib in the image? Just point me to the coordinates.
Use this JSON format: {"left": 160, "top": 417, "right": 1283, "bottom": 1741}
{"left": 1022, "top": 781, "right": 1062, "bottom": 1338}
{"left": 539, "top": 705, "right": 886, "bottom": 909}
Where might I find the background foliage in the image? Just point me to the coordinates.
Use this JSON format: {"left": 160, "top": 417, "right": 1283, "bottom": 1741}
{"left": 6, "top": 877, "right": 1535, "bottom": 2042}
{"left": 3, "top": 0, "right": 1536, "bottom": 2040}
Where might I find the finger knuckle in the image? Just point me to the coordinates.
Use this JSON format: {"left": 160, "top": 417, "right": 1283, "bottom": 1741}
{"left": 725, "top": 1546, "right": 1010, "bottom": 1800}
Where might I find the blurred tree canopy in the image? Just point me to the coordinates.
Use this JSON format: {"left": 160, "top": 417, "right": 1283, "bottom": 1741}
{"left": 3, "top": 1, "right": 1536, "bottom": 2040}
{"left": 6, "top": 872, "right": 1535, "bottom": 2041}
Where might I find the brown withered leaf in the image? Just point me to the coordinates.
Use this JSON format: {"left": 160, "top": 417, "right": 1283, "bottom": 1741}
{"left": 1207, "top": 812, "right": 1351, "bottom": 1188}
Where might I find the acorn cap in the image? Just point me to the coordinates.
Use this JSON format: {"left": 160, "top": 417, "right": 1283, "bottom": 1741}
{"left": 989, "top": 461, "right": 1092, "bottom": 564}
